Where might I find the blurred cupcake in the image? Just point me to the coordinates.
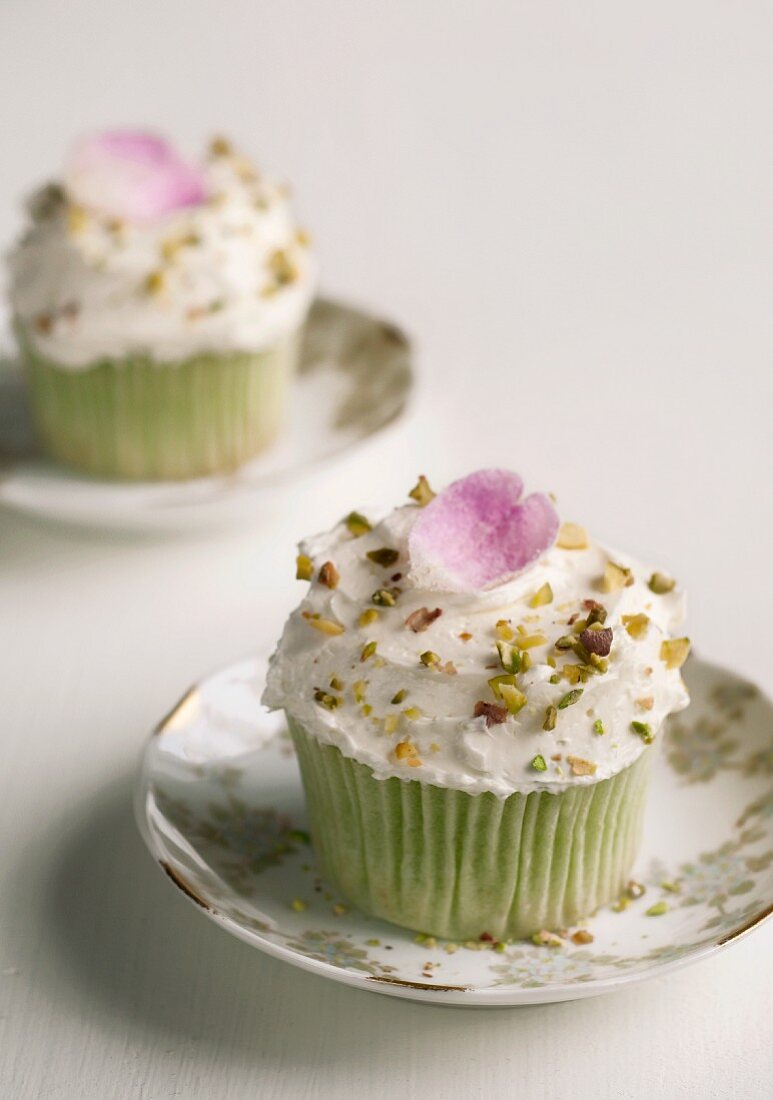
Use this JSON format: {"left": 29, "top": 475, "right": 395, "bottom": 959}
{"left": 264, "top": 470, "right": 691, "bottom": 941}
{"left": 8, "top": 132, "right": 316, "bottom": 479}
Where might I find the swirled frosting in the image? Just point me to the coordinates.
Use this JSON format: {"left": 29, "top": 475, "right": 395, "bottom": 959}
{"left": 7, "top": 139, "right": 316, "bottom": 367}
{"left": 264, "top": 494, "right": 690, "bottom": 797}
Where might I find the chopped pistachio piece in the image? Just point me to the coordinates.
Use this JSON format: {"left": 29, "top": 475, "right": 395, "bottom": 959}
{"left": 352, "top": 680, "right": 367, "bottom": 703}
{"left": 459, "top": 631, "right": 473, "bottom": 642}
{"left": 372, "top": 587, "right": 400, "bottom": 607}
{"left": 660, "top": 637, "right": 691, "bottom": 669}
{"left": 626, "top": 880, "right": 646, "bottom": 899}
{"left": 391, "top": 689, "right": 408, "bottom": 705}
{"left": 532, "top": 929, "right": 564, "bottom": 947}
{"left": 313, "top": 690, "right": 340, "bottom": 710}
{"left": 344, "top": 511, "right": 371, "bottom": 537}
{"left": 530, "top": 754, "right": 548, "bottom": 772}
{"left": 420, "top": 650, "right": 440, "bottom": 667}
{"left": 593, "top": 718, "right": 605, "bottom": 736}
{"left": 408, "top": 475, "right": 436, "bottom": 506}
{"left": 649, "top": 572, "right": 676, "bottom": 595}
{"left": 549, "top": 673, "right": 560, "bottom": 684}
{"left": 291, "top": 898, "right": 307, "bottom": 912}
{"left": 307, "top": 617, "right": 345, "bottom": 636}
{"left": 383, "top": 715, "right": 399, "bottom": 734}
{"left": 366, "top": 547, "right": 399, "bottom": 567}
{"left": 329, "top": 676, "right": 344, "bottom": 691}
{"left": 488, "top": 673, "right": 517, "bottom": 699}
{"left": 543, "top": 705, "right": 557, "bottom": 731}
{"left": 499, "top": 683, "right": 527, "bottom": 714}
{"left": 622, "top": 613, "right": 649, "bottom": 640}
{"left": 496, "top": 640, "right": 521, "bottom": 673}
{"left": 295, "top": 553, "right": 314, "bottom": 580}
{"left": 529, "top": 582, "right": 554, "bottom": 608}
{"left": 557, "top": 522, "right": 588, "bottom": 550}
{"left": 558, "top": 688, "right": 584, "bottom": 709}
{"left": 585, "top": 604, "right": 608, "bottom": 626}
{"left": 405, "top": 607, "right": 443, "bottom": 632}
{"left": 567, "top": 755, "right": 597, "bottom": 777}
{"left": 360, "top": 641, "right": 378, "bottom": 662}
{"left": 631, "top": 720, "right": 653, "bottom": 743}
{"left": 403, "top": 706, "right": 422, "bottom": 720}
{"left": 144, "top": 270, "right": 166, "bottom": 295}
{"left": 515, "top": 632, "right": 548, "bottom": 650}
{"left": 358, "top": 608, "right": 380, "bottom": 628}
{"left": 645, "top": 901, "right": 668, "bottom": 916}
{"left": 318, "top": 561, "right": 340, "bottom": 589}
{"left": 602, "top": 561, "right": 634, "bottom": 592}
{"left": 394, "top": 740, "right": 418, "bottom": 761}
{"left": 495, "top": 619, "right": 514, "bottom": 641}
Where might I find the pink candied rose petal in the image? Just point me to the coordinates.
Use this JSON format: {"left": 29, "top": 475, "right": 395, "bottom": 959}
{"left": 64, "top": 130, "right": 207, "bottom": 223}
{"left": 408, "top": 469, "right": 560, "bottom": 592}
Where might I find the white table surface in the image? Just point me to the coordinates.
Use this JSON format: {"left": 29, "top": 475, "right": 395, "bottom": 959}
{"left": 1, "top": 2, "right": 771, "bottom": 1097}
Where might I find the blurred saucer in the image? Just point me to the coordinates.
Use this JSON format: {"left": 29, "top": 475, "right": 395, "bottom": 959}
{"left": 0, "top": 298, "right": 413, "bottom": 531}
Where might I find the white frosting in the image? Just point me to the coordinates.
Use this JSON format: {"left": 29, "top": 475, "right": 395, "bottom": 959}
{"left": 264, "top": 505, "right": 690, "bottom": 797}
{"left": 7, "top": 147, "right": 316, "bottom": 367}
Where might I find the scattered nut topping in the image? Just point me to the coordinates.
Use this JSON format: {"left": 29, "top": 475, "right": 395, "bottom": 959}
{"left": 372, "top": 587, "right": 400, "bottom": 607}
{"left": 529, "top": 582, "right": 554, "bottom": 608}
{"left": 394, "top": 740, "right": 418, "bottom": 761}
{"left": 474, "top": 701, "right": 508, "bottom": 726}
{"left": 645, "top": 901, "right": 668, "bottom": 916}
{"left": 404, "top": 707, "right": 423, "bottom": 720}
{"left": 601, "top": 561, "right": 634, "bottom": 592}
{"left": 631, "top": 720, "right": 653, "bottom": 743}
{"left": 579, "top": 626, "right": 613, "bottom": 657}
{"left": 557, "top": 522, "right": 588, "bottom": 550}
{"left": 558, "top": 688, "right": 584, "bottom": 710}
{"left": 408, "top": 475, "right": 436, "bottom": 506}
{"left": 306, "top": 617, "right": 345, "bottom": 636}
{"left": 515, "top": 632, "right": 548, "bottom": 650}
{"left": 636, "top": 696, "right": 654, "bottom": 711}
{"left": 660, "top": 637, "right": 691, "bottom": 669}
{"left": 313, "top": 689, "right": 340, "bottom": 710}
{"left": 291, "top": 898, "right": 307, "bottom": 912}
{"left": 266, "top": 248, "right": 298, "bottom": 287}
{"left": 626, "top": 880, "right": 646, "bottom": 899}
{"left": 405, "top": 607, "right": 443, "bottom": 633}
{"left": 498, "top": 683, "right": 527, "bottom": 714}
{"left": 318, "top": 561, "right": 340, "bottom": 589}
{"left": 543, "top": 705, "right": 558, "bottom": 731}
{"left": 329, "top": 676, "right": 344, "bottom": 691}
{"left": 144, "top": 270, "right": 166, "bottom": 295}
{"left": 420, "top": 650, "right": 440, "bottom": 667}
{"left": 383, "top": 715, "right": 399, "bottom": 734}
{"left": 649, "top": 572, "right": 676, "bottom": 594}
{"left": 459, "top": 632, "right": 473, "bottom": 642}
{"left": 360, "top": 641, "right": 378, "bottom": 662}
{"left": 495, "top": 619, "right": 515, "bottom": 641}
{"left": 358, "top": 608, "right": 380, "bottom": 628}
{"left": 571, "top": 930, "right": 594, "bottom": 945}
{"left": 530, "top": 754, "right": 548, "bottom": 772}
{"left": 584, "top": 601, "right": 608, "bottom": 626}
{"left": 567, "top": 755, "right": 597, "bottom": 777}
{"left": 344, "top": 511, "right": 371, "bottom": 537}
{"left": 441, "top": 661, "right": 458, "bottom": 676}
{"left": 391, "top": 689, "right": 408, "bottom": 705}
{"left": 592, "top": 718, "right": 605, "bottom": 736}
{"left": 532, "top": 929, "right": 564, "bottom": 946}
{"left": 622, "top": 613, "right": 649, "bottom": 640}
{"left": 496, "top": 640, "right": 521, "bottom": 673}
{"left": 352, "top": 680, "right": 367, "bottom": 703}
{"left": 209, "top": 135, "right": 233, "bottom": 156}
{"left": 367, "top": 547, "right": 399, "bottom": 567}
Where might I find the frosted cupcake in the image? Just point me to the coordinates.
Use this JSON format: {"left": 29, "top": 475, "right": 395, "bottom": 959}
{"left": 264, "top": 470, "right": 691, "bottom": 941}
{"left": 8, "top": 132, "right": 315, "bottom": 479}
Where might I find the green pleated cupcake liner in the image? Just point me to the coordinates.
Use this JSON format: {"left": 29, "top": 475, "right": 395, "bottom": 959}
{"left": 20, "top": 331, "right": 299, "bottom": 480}
{"left": 289, "top": 716, "right": 652, "bottom": 941}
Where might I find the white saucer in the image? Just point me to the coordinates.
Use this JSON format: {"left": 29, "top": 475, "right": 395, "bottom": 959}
{"left": 136, "top": 655, "right": 772, "bottom": 1006}
{"left": 0, "top": 298, "right": 413, "bottom": 531}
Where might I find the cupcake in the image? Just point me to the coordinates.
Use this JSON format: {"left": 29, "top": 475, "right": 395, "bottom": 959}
{"left": 264, "top": 470, "right": 691, "bottom": 941}
{"left": 8, "top": 132, "right": 315, "bottom": 479}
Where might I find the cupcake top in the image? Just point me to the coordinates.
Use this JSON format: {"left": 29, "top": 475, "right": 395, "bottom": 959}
{"left": 264, "top": 470, "right": 691, "bottom": 797}
{"left": 7, "top": 132, "right": 316, "bottom": 368}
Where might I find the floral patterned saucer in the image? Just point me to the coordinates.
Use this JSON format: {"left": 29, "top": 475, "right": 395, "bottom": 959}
{"left": 135, "top": 655, "right": 772, "bottom": 1006}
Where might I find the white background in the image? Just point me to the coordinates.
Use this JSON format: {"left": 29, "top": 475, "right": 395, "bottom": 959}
{"left": 1, "top": 1, "right": 771, "bottom": 1097}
